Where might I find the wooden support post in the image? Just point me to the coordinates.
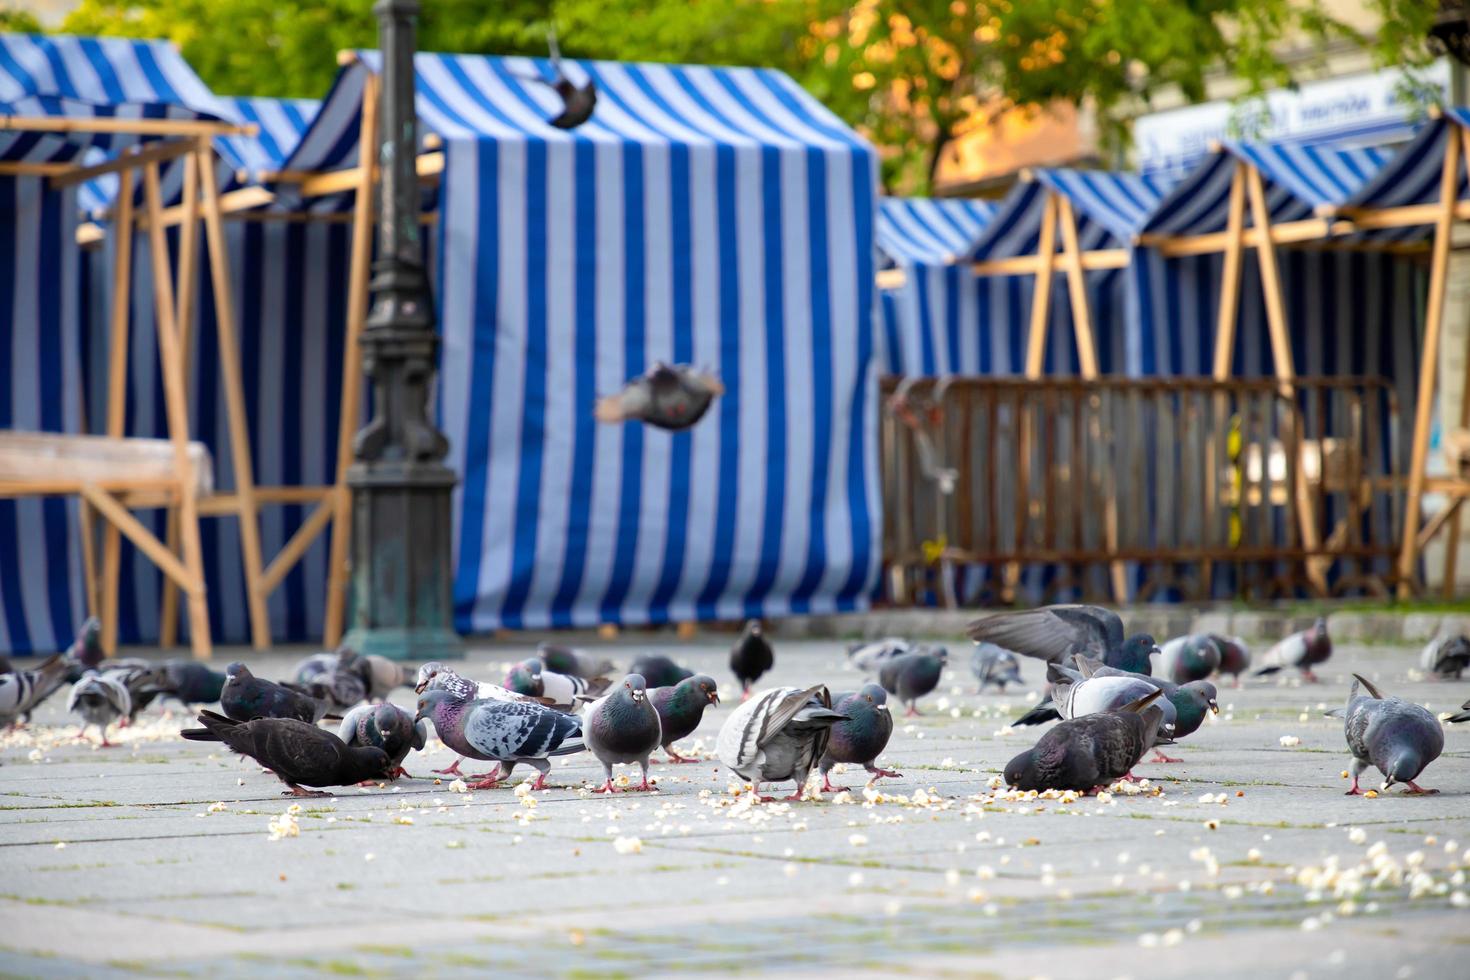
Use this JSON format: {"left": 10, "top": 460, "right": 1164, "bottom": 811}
{"left": 198, "top": 145, "right": 271, "bottom": 651}
{"left": 1245, "top": 165, "right": 1328, "bottom": 595}
{"left": 100, "top": 168, "right": 135, "bottom": 657}
{"left": 1204, "top": 163, "right": 1248, "bottom": 597}
{"left": 1398, "top": 127, "right": 1463, "bottom": 597}
{"left": 324, "top": 72, "right": 380, "bottom": 647}
{"left": 1440, "top": 125, "right": 1470, "bottom": 599}
{"left": 160, "top": 150, "right": 201, "bottom": 649}
{"left": 142, "top": 161, "right": 211, "bottom": 658}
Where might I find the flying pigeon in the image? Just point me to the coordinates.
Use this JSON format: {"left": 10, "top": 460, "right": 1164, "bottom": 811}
{"left": 594, "top": 362, "right": 724, "bottom": 431}
{"left": 729, "top": 620, "right": 774, "bottom": 701}
{"left": 512, "top": 27, "right": 597, "bottom": 129}
{"left": 292, "top": 647, "right": 370, "bottom": 713}
{"left": 971, "top": 643, "right": 1023, "bottom": 693}
{"left": 536, "top": 643, "right": 616, "bottom": 680}
{"left": 415, "top": 689, "right": 584, "bottom": 790}
{"left": 182, "top": 710, "right": 392, "bottom": 796}
{"left": 847, "top": 637, "right": 912, "bottom": 674}
{"left": 716, "top": 685, "right": 847, "bottom": 801}
{"left": 1420, "top": 633, "right": 1470, "bottom": 680}
{"left": 363, "top": 655, "right": 412, "bottom": 702}
{"left": 1206, "top": 634, "right": 1252, "bottom": 686}
{"left": 877, "top": 647, "right": 946, "bottom": 716}
{"left": 67, "top": 671, "right": 131, "bottom": 746}
{"left": 1157, "top": 635, "right": 1222, "bottom": 684}
{"left": 503, "top": 658, "right": 610, "bottom": 712}
{"left": 1253, "top": 617, "right": 1331, "bottom": 682}
{"left": 819, "top": 684, "right": 898, "bottom": 792}
{"left": 967, "top": 605, "right": 1156, "bottom": 676}
{"left": 649, "top": 674, "right": 720, "bottom": 763}
{"left": 220, "top": 662, "right": 330, "bottom": 724}
{"left": 141, "top": 661, "right": 228, "bottom": 707}
{"left": 62, "top": 617, "right": 104, "bottom": 682}
{"left": 1330, "top": 673, "right": 1444, "bottom": 795}
{"left": 629, "top": 654, "right": 693, "bottom": 689}
{"left": 584, "top": 674, "right": 663, "bottom": 793}
{"left": 338, "top": 702, "right": 427, "bottom": 779}
{"left": 0, "top": 654, "right": 70, "bottom": 727}
{"left": 1003, "top": 689, "right": 1170, "bottom": 793}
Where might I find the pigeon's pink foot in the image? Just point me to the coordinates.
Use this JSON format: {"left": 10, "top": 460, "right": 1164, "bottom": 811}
{"left": 392, "top": 767, "right": 415, "bottom": 780}
{"left": 356, "top": 780, "right": 380, "bottom": 787}
{"left": 1119, "top": 772, "right": 1142, "bottom": 783}
{"left": 1302, "top": 670, "right": 1320, "bottom": 683}
{"left": 1345, "top": 777, "right": 1364, "bottom": 796}
{"left": 594, "top": 779, "right": 621, "bottom": 794}
{"left": 866, "top": 766, "right": 901, "bottom": 779}
{"left": 530, "top": 772, "right": 550, "bottom": 791}
{"left": 821, "top": 775, "right": 849, "bottom": 794}
{"left": 1402, "top": 781, "right": 1439, "bottom": 795}
{"left": 1151, "top": 751, "right": 1183, "bottom": 764}
{"left": 636, "top": 777, "right": 656, "bottom": 792}
{"left": 740, "top": 690, "right": 752, "bottom": 703}
{"left": 905, "top": 706, "right": 921, "bottom": 717}
{"left": 466, "top": 774, "right": 503, "bottom": 791}
{"left": 782, "top": 791, "right": 806, "bottom": 801}
{"left": 432, "top": 759, "right": 464, "bottom": 777}
{"left": 663, "top": 748, "right": 696, "bottom": 764}
{"left": 100, "top": 736, "right": 117, "bottom": 748}
{"left": 285, "top": 786, "right": 330, "bottom": 797}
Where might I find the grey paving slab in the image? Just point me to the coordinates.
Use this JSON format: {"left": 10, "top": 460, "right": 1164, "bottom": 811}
{"left": 1, "top": 635, "right": 1468, "bottom": 978}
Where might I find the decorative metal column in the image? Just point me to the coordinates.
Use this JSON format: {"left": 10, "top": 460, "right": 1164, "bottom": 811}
{"left": 343, "top": 0, "right": 461, "bottom": 661}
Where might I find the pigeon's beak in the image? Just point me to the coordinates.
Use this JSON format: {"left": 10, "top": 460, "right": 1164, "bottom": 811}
{"left": 1209, "top": 700, "right": 1220, "bottom": 714}
{"left": 1150, "top": 645, "right": 1162, "bottom": 658}
{"left": 707, "top": 691, "right": 720, "bottom": 705}
{"left": 413, "top": 681, "right": 428, "bottom": 694}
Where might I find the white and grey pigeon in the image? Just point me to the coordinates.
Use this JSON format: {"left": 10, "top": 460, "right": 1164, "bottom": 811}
{"left": 67, "top": 671, "right": 132, "bottom": 747}
{"left": 716, "top": 685, "right": 848, "bottom": 802}
{"left": 583, "top": 673, "right": 663, "bottom": 793}
{"left": 0, "top": 654, "right": 70, "bottom": 727}
{"left": 416, "top": 688, "right": 585, "bottom": 791}
{"left": 1419, "top": 633, "right": 1470, "bottom": 680}
{"left": 504, "top": 658, "right": 610, "bottom": 713}
{"left": 847, "top": 638, "right": 911, "bottom": 674}
{"left": 1015, "top": 664, "right": 1178, "bottom": 736}
{"left": 1253, "top": 617, "right": 1331, "bottom": 682}
{"left": 1329, "top": 673, "right": 1444, "bottom": 796}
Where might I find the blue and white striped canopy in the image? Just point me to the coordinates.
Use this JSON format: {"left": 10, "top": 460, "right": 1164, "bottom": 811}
{"left": 1343, "top": 108, "right": 1470, "bottom": 212}
{"left": 216, "top": 96, "right": 320, "bottom": 177}
{"left": 290, "top": 51, "right": 882, "bottom": 630}
{"left": 877, "top": 197, "right": 995, "bottom": 267}
{"left": 971, "top": 170, "right": 1173, "bottom": 262}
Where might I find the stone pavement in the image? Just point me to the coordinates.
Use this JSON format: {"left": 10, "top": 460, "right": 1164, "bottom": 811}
{"left": 1, "top": 634, "right": 1468, "bottom": 979}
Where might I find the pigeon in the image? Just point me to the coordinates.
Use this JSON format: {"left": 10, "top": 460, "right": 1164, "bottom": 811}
{"left": 1157, "top": 635, "right": 1222, "bottom": 684}
{"left": 62, "top": 617, "right": 104, "bottom": 682}
{"left": 67, "top": 671, "right": 131, "bottom": 746}
{"left": 1329, "top": 673, "right": 1444, "bottom": 796}
{"left": 1420, "top": 633, "right": 1470, "bottom": 680}
{"left": 594, "top": 362, "right": 724, "bottom": 431}
{"left": 292, "top": 647, "right": 370, "bottom": 713}
{"left": 515, "top": 27, "right": 596, "bottom": 130}
{"left": 1253, "top": 617, "right": 1331, "bottom": 682}
{"left": 729, "top": 620, "right": 774, "bottom": 701}
{"left": 182, "top": 710, "right": 392, "bottom": 796}
{"left": 1446, "top": 698, "right": 1470, "bottom": 724}
{"left": 141, "top": 661, "right": 228, "bottom": 707}
{"left": 847, "top": 637, "right": 912, "bottom": 674}
{"left": 504, "top": 658, "right": 610, "bottom": 712}
{"left": 877, "top": 647, "right": 946, "bottom": 716}
{"left": 1207, "top": 634, "right": 1252, "bottom": 686}
{"left": 649, "top": 674, "right": 720, "bottom": 763}
{"left": 971, "top": 643, "right": 1023, "bottom": 693}
{"left": 98, "top": 661, "right": 167, "bottom": 722}
{"left": 415, "top": 689, "right": 584, "bottom": 791}
{"left": 337, "top": 702, "right": 426, "bottom": 779}
{"left": 413, "top": 663, "right": 553, "bottom": 778}
{"left": 536, "top": 642, "right": 616, "bottom": 680}
{"left": 967, "top": 605, "right": 1155, "bottom": 676}
{"left": 716, "top": 685, "right": 847, "bottom": 801}
{"left": 0, "top": 654, "right": 70, "bottom": 727}
{"left": 584, "top": 674, "right": 663, "bottom": 793}
{"left": 1071, "top": 656, "right": 1217, "bottom": 760}
{"left": 818, "top": 684, "right": 898, "bottom": 792}
{"left": 629, "top": 654, "right": 693, "bottom": 689}
{"left": 220, "top": 662, "right": 330, "bottom": 724}
{"left": 1003, "top": 689, "right": 1170, "bottom": 793}
{"left": 363, "top": 655, "right": 412, "bottom": 702}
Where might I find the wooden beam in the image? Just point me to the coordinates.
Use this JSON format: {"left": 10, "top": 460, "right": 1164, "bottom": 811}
{"left": 0, "top": 116, "right": 253, "bottom": 137}
{"left": 971, "top": 248, "right": 1130, "bottom": 277}
{"left": 1212, "top": 162, "right": 1247, "bottom": 381}
{"left": 131, "top": 186, "right": 275, "bottom": 230}
{"left": 1441, "top": 125, "right": 1470, "bottom": 599}
{"left": 49, "top": 138, "right": 195, "bottom": 189}
{"left": 77, "top": 485, "right": 193, "bottom": 591}
{"left": 261, "top": 499, "right": 335, "bottom": 594}
{"left": 325, "top": 71, "right": 380, "bottom": 647}
{"left": 1334, "top": 201, "right": 1470, "bottom": 229}
{"left": 1024, "top": 193, "right": 1059, "bottom": 379}
{"left": 876, "top": 268, "right": 906, "bottom": 289}
{"left": 1144, "top": 218, "right": 1350, "bottom": 257}
{"left": 0, "top": 161, "right": 73, "bottom": 177}
{"left": 76, "top": 222, "right": 104, "bottom": 247}
{"left": 100, "top": 167, "right": 135, "bottom": 657}
{"left": 268, "top": 150, "right": 444, "bottom": 198}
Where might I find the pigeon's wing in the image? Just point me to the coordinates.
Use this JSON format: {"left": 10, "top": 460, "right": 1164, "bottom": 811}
{"left": 681, "top": 366, "right": 725, "bottom": 397}
{"left": 594, "top": 379, "right": 651, "bottom": 423}
{"left": 264, "top": 723, "right": 344, "bottom": 783}
{"left": 718, "top": 687, "right": 798, "bottom": 769}
{"left": 757, "top": 686, "right": 827, "bottom": 747}
{"left": 1343, "top": 698, "right": 1375, "bottom": 760}
{"left": 966, "top": 606, "right": 1119, "bottom": 662}
{"left": 462, "top": 701, "right": 581, "bottom": 759}
{"left": 337, "top": 705, "right": 372, "bottom": 746}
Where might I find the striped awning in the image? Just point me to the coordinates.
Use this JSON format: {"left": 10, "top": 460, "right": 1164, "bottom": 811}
{"left": 972, "top": 169, "right": 1174, "bottom": 261}
{"left": 877, "top": 197, "right": 995, "bottom": 268}
{"left": 1342, "top": 108, "right": 1470, "bottom": 212}
{"left": 215, "top": 96, "right": 320, "bottom": 177}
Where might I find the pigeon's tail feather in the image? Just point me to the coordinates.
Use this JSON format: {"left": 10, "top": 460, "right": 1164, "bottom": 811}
{"left": 1324, "top": 707, "right": 1345, "bottom": 719}
{"left": 1013, "top": 703, "right": 1059, "bottom": 727}
{"left": 1446, "top": 710, "right": 1470, "bottom": 724}
{"left": 1252, "top": 665, "right": 1282, "bottom": 677}
{"left": 1120, "top": 689, "right": 1163, "bottom": 714}
{"left": 1351, "top": 673, "right": 1384, "bottom": 700}
{"left": 181, "top": 709, "right": 237, "bottom": 742}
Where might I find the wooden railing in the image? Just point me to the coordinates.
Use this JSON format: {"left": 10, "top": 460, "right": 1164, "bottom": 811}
{"left": 880, "top": 375, "right": 1405, "bottom": 606}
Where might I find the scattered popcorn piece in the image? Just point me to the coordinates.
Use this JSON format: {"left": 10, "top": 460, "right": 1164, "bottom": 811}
{"left": 1279, "top": 735, "right": 1301, "bottom": 748}
{"left": 848, "top": 833, "right": 869, "bottom": 848}
{"left": 612, "top": 836, "right": 643, "bottom": 855}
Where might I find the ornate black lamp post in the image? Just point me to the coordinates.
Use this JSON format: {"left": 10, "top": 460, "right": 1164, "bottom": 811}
{"left": 343, "top": 0, "right": 461, "bottom": 661}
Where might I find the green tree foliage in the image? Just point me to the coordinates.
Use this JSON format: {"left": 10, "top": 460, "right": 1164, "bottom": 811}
{"left": 0, "top": 6, "right": 43, "bottom": 32}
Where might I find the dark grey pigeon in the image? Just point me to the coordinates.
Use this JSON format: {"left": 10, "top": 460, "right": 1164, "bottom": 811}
{"left": 1420, "top": 633, "right": 1470, "bottom": 680}
{"left": 515, "top": 28, "right": 596, "bottom": 130}
{"left": 338, "top": 703, "right": 427, "bottom": 779}
{"left": 717, "top": 685, "right": 847, "bottom": 801}
{"left": 1207, "top": 634, "right": 1252, "bottom": 687}
{"left": 143, "top": 661, "right": 228, "bottom": 707}
{"left": 220, "top": 662, "right": 327, "bottom": 725}
{"left": 416, "top": 689, "right": 584, "bottom": 791}
{"left": 1004, "top": 690, "right": 1169, "bottom": 793}
{"left": 649, "top": 674, "right": 720, "bottom": 763}
{"left": 819, "top": 684, "right": 898, "bottom": 792}
{"left": 1066, "top": 656, "right": 1218, "bottom": 760}
{"left": 629, "top": 654, "right": 693, "bottom": 689}
{"left": 66, "top": 671, "right": 131, "bottom": 746}
{"left": 971, "top": 643, "right": 1023, "bottom": 693}
{"left": 585, "top": 674, "right": 664, "bottom": 793}
{"left": 848, "top": 637, "right": 911, "bottom": 674}
{"left": 595, "top": 362, "right": 724, "bottom": 431}
{"left": 62, "top": 617, "right": 104, "bottom": 682}
{"left": 967, "top": 605, "right": 1156, "bottom": 676}
{"left": 1253, "top": 617, "right": 1331, "bottom": 682}
{"left": 1331, "top": 673, "right": 1444, "bottom": 796}
{"left": 536, "top": 642, "right": 616, "bottom": 680}
{"left": 292, "top": 647, "right": 370, "bottom": 713}
{"left": 1157, "top": 635, "right": 1221, "bottom": 684}
{"left": 0, "top": 654, "right": 69, "bottom": 727}
{"left": 878, "top": 647, "right": 946, "bottom": 716}
{"left": 182, "top": 710, "right": 392, "bottom": 796}
{"left": 729, "top": 620, "right": 774, "bottom": 701}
